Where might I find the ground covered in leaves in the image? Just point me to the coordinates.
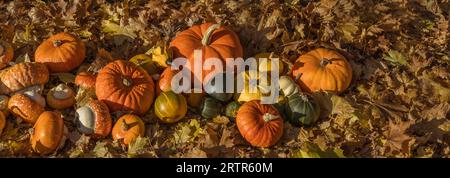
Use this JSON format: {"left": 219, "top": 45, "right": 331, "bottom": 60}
{"left": 0, "top": 0, "right": 449, "bottom": 158}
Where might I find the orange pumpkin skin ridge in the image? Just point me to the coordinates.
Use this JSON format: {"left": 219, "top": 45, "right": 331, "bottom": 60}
{"left": 169, "top": 23, "right": 243, "bottom": 84}
{"left": 34, "top": 32, "right": 86, "bottom": 72}
{"left": 236, "top": 101, "right": 284, "bottom": 148}
{"left": 0, "top": 62, "right": 49, "bottom": 95}
{"left": 292, "top": 48, "right": 352, "bottom": 94}
{"left": 8, "top": 93, "right": 45, "bottom": 124}
{"left": 112, "top": 114, "right": 145, "bottom": 145}
{"left": 31, "top": 111, "right": 64, "bottom": 155}
{"left": 88, "top": 100, "right": 112, "bottom": 137}
{"left": 96, "top": 60, "right": 155, "bottom": 115}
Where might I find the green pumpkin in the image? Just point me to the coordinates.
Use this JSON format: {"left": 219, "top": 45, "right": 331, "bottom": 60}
{"left": 205, "top": 72, "right": 233, "bottom": 102}
{"left": 199, "top": 97, "right": 222, "bottom": 119}
{"left": 285, "top": 93, "right": 320, "bottom": 126}
{"left": 154, "top": 91, "right": 188, "bottom": 124}
{"left": 224, "top": 101, "right": 241, "bottom": 118}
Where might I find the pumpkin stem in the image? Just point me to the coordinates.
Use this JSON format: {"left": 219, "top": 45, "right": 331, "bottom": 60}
{"left": 122, "top": 78, "right": 132, "bottom": 87}
{"left": 121, "top": 119, "right": 129, "bottom": 131}
{"left": 320, "top": 58, "right": 332, "bottom": 67}
{"left": 262, "top": 113, "right": 280, "bottom": 122}
{"left": 53, "top": 40, "right": 63, "bottom": 47}
{"left": 201, "top": 24, "right": 221, "bottom": 46}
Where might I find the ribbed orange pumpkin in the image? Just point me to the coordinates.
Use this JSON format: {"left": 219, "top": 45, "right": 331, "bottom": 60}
{"left": 169, "top": 23, "right": 243, "bottom": 83}
{"left": 236, "top": 101, "right": 284, "bottom": 148}
{"left": 96, "top": 60, "right": 155, "bottom": 115}
{"left": 292, "top": 48, "right": 352, "bottom": 93}
{"left": 0, "top": 62, "right": 49, "bottom": 95}
{"left": 35, "top": 32, "right": 86, "bottom": 72}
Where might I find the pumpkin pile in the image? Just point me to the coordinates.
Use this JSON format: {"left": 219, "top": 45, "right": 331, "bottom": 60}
{"left": 0, "top": 23, "right": 353, "bottom": 155}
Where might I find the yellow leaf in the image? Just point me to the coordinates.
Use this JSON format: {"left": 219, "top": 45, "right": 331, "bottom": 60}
{"left": 383, "top": 50, "right": 408, "bottom": 66}
{"left": 101, "top": 20, "right": 137, "bottom": 39}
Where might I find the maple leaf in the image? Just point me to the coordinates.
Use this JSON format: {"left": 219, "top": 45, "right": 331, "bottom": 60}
{"left": 383, "top": 120, "right": 414, "bottom": 154}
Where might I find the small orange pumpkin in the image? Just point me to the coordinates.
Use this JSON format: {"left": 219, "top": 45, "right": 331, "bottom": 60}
{"left": 75, "top": 72, "right": 97, "bottom": 89}
{"left": 169, "top": 23, "right": 243, "bottom": 83}
{"left": 0, "top": 62, "right": 49, "bottom": 95}
{"left": 34, "top": 32, "right": 86, "bottom": 72}
{"left": 0, "top": 39, "right": 13, "bottom": 69}
{"left": 30, "top": 111, "right": 65, "bottom": 155}
{"left": 236, "top": 101, "right": 284, "bottom": 148}
{"left": 76, "top": 99, "right": 112, "bottom": 138}
{"left": 46, "top": 84, "right": 76, "bottom": 109}
{"left": 158, "top": 67, "right": 179, "bottom": 93}
{"left": 8, "top": 91, "right": 46, "bottom": 124}
{"left": 96, "top": 60, "right": 155, "bottom": 115}
{"left": 112, "top": 114, "right": 145, "bottom": 145}
{"left": 292, "top": 48, "right": 352, "bottom": 93}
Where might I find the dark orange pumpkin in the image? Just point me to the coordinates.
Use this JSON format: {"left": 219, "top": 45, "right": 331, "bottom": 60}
{"left": 236, "top": 101, "right": 284, "bottom": 148}
{"left": 292, "top": 48, "right": 352, "bottom": 93}
{"left": 96, "top": 60, "right": 155, "bottom": 115}
{"left": 34, "top": 32, "right": 86, "bottom": 72}
{"left": 0, "top": 39, "right": 13, "bottom": 69}
{"left": 169, "top": 23, "right": 243, "bottom": 84}
{"left": 30, "top": 111, "right": 65, "bottom": 155}
{"left": 111, "top": 114, "right": 145, "bottom": 145}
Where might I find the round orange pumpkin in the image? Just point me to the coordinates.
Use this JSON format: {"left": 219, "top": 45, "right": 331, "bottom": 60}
{"left": 236, "top": 101, "right": 284, "bottom": 148}
{"left": 0, "top": 39, "right": 13, "bottom": 69}
{"left": 30, "top": 111, "right": 65, "bottom": 155}
{"left": 8, "top": 91, "right": 46, "bottom": 124}
{"left": 112, "top": 114, "right": 145, "bottom": 145}
{"left": 96, "top": 60, "right": 155, "bottom": 115}
{"left": 292, "top": 48, "right": 352, "bottom": 93}
{"left": 169, "top": 23, "right": 243, "bottom": 83}
{"left": 0, "top": 62, "right": 49, "bottom": 95}
{"left": 46, "top": 84, "right": 76, "bottom": 109}
{"left": 34, "top": 32, "right": 86, "bottom": 72}
{"left": 75, "top": 72, "right": 97, "bottom": 89}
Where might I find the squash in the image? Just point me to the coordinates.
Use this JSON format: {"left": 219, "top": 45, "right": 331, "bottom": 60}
{"left": 236, "top": 100, "right": 283, "bottom": 148}
{"left": 0, "top": 112, "right": 5, "bottom": 136}
{"left": 112, "top": 114, "right": 145, "bottom": 145}
{"left": 75, "top": 72, "right": 97, "bottom": 89}
{"left": 198, "top": 97, "right": 222, "bottom": 119}
{"left": 46, "top": 84, "right": 76, "bottom": 109}
{"left": 224, "top": 101, "right": 241, "bottom": 118}
{"left": 184, "top": 91, "right": 205, "bottom": 108}
{"left": 35, "top": 32, "right": 86, "bottom": 72}
{"left": 0, "top": 95, "right": 10, "bottom": 117}
{"left": 129, "top": 54, "right": 159, "bottom": 75}
{"left": 285, "top": 93, "right": 321, "bottom": 126}
{"left": 158, "top": 67, "right": 178, "bottom": 93}
{"left": 206, "top": 72, "right": 233, "bottom": 102}
{"left": 0, "top": 39, "right": 13, "bottom": 69}
{"left": 169, "top": 23, "right": 243, "bottom": 83}
{"left": 76, "top": 99, "right": 112, "bottom": 137}
{"left": 154, "top": 91, "right": 187, "bottom": 124}
{"left": 0, "top": 62, "right": 49, "bottom": 95}
{"left": 236, "top": 70, "right": 262, "bottom": 102}
{"left": 255, "top": 52, "right": 284, "bottom": 75}
{"left": 8, "top": 91, "right": 46, "bottom": 124}
{"left": 279, "top": 76, "right": 300, "bottom": 97}
{"left": 96, "top": 60, "right": 155, "bottom": 115}
{"left": 30, "top": 111, "right": 65, "bottom": 155}
{"left": 292, "top": 48, "right": 352, "bottom": 93}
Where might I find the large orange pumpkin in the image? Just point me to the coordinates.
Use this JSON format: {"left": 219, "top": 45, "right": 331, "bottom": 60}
{"left": 169, "top": 23, "right": 243, "bottom": 84}
{"left": 34, "top": 32, "right": 86, "bottom": 72}
{"left": 0, "top": 39, "right": 13, "bottom": 69}
{"left": 30, "top": 111, "right": 65, "bottom": 155}
{"left": 96, "top": 60, "right": 155, "bottom": 115}
{"left": 0, "top": 62, "right": 49, "bottom": 95}
{"left": 292, "top": 48, "right": 352, "bottom": 93}
{"left": 236, "top": 101, "right": 284, "bottom": 148}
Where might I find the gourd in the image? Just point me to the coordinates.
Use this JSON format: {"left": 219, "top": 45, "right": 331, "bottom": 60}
{"left": 198, "top": 97, "right": 222, "bottom": 119}
{"left": 8, "top": 91, "right": 46, "bottom": 124}
{"left": 30, "top": 111, "right": 65, "bottom": 155}
{"left": 46, "top": 84, "right": 76, "bottom": 109}
{"left": 224, "top": 101, "right": 241, "bottom": 118}
{"left": 285, "top": 93, "right": 321, "bottom": 126}
{"left": 76, "top": 99, "right": 112, "bottom": 137}
{"left": 279, "top": 76, "right": 300, "bottom": 97}
{"left": 154, "top": 91, "right": 188, "bottom": 124}
{"left": 112, "top": 114, "right": 145, "bottom": 145}
{"left": 0, "top": 62, "right": 49, "bottom": 95}
{"left": 129, "top": 54, "right": 159, "bottom": 75}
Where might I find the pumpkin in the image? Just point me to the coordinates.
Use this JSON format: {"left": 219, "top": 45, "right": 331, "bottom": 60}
{"left": 46, "top": 84, "right": 76, "bottom": 109}
{"left": 154, "top": 91, "right": 187, "bottom": 124}
{"left": 158, "top": 67, "right": 178, "bottom": 93}
{"left": 236, "top": 101, "right": 284, "bottom": 148}
{"left": 8, "top": 91, "right": 46, "bottom": 124}
{"left": 169, "top": 23, "right": 243, "bottom": 83}
{"left": 0, "top": 39, "right": 13, "bottom": 69}
{"left": 0, "top": 112, "right": 5, "bottom": 135}
{"left": 224, "top": 101, "right": 241, "bottom": 118}
{"left": 76, "top": 99, "right": 112, "bottom": 137}
{"left": 96, "top": 60, "right": 155, "bottom": 115}
{"left": 255, "top": 52, "right": 284, "bottom": 75}
{"left": 205, "top": 72, "right": 233, "bottom": 102}
{"left": 148, "top": 46, "right": 172, "bottom": 68}
{"left": 30, "top": 111, "right": 65, "bottom": 155}
{"left": 236, "top": 70, "right": 262, "bottom": 102}
{"left": 279, "top": 76, "right": 300, "bottom": 97}
{"left": 292, "top": 48, "right": 352, "bottom": 93}
{"left": 34, "top": 32, "right": 86, "bottom": 72}
{"left": 285, "top": 93, "right": 321, "bottom": 126}
{"left": 112, "top": 114, "right": 145, "bottom": 145}
{"left": 199, "top": 97, "right": 222, "bottom": 119}
{"left": 185, "top": 91, "right": 205, "bottom": 108}
{"left": 0, "top": 62, "right": 49, "bottom": 95}
{"left": 75, "top": 72, "right": 97, "bottom": 89}
{"left": 0, "top": 95, "right": 10, "bottom": 117}
{"left": 129, "top": 54, "right": 159, "bottom": 75}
